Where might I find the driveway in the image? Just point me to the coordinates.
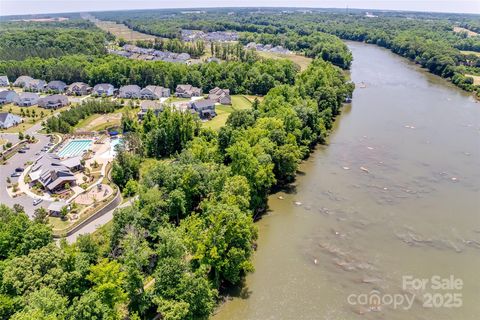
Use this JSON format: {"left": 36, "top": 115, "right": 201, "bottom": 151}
{"left": 0, "top": 133, "right": 53, "bottom": 217}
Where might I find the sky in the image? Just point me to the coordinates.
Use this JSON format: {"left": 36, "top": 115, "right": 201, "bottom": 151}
{"left": 0, "top": 0, "right": 479, "bottom": 16}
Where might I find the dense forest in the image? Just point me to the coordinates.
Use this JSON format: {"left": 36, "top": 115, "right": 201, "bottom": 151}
{"left": 93, "top": 8, "right": 480, "bottom": 95}
{"left": 0, "top": 20, "right": 109, "bottom": 60}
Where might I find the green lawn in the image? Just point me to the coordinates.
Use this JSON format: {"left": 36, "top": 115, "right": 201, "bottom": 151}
{"left": 202, "top": 95, "right": 254, "bottom": 130}
{"left": 0, "top": 103, "right": 54, "bottom": 133}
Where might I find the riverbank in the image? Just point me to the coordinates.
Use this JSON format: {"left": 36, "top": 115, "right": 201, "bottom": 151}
{"left": 212, "top": 42, "right": 480, "bottom": 320}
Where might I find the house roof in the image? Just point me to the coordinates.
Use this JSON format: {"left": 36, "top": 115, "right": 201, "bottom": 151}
{"left": 140, "top": 100, "right": 163, "bottom": 110}
{"left": 0, "top": 90, "right": 18, "bottom": 99}
{"left": 30, "top": 153, "right": 76, "bottom": 190}
{"left": 68, "top": 82, "right": 88, "bottom": 89}
{"left": 61, "top": 156, "right": 82, "bottom": 168}
{"left": 19, "top": 92, "right": 39, "bottom": 99}
{"left": 13, "top": 76, "right": 34, "bottom": 85}
{"left": 119, "top": 85, "right": 141, "bottom": 93}
{"left": 190, "top": 99, "right": 216, "bottom": 110}
{"left": 0, "top": 112, "right": 21, "bottom": 123}
{"left": 0, "top": 75, "right": 9, "bottom": 83}
{"left": 143, "top": 85, "right": 168, "bottom": 97}
{"left": 46, "top": 80, "right": 66, "bottom": 89}
{"left": 93, "top": 83, "right": 114, "bottom": 91}
{"left": 39, "top": 94, "right": 68, "bottom": 103}
{"left": 48, "top": 201, "right": 68, "bottom": 212}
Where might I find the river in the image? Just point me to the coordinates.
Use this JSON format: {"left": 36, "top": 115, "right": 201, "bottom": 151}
{"left": 212, "top": 42, "right": 480, "bottom": 320}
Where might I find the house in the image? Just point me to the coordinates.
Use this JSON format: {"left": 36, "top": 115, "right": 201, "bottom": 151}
{"left": 92, "top": 83, "right": 115, "bottom": 96}
{"left": 0, "top": 112, "right": 22, "bottom": 129}
{"left": 175, "top": 84, "right": 202, "bottom": 98}
{"left": 0, "top": 76, "right": 9, "bottom": 87}
{"left": 13, "top": 76, "right": 34, "bottom": 87}
{"left": 47, "top": 201, "right": 69, "bottom": 216}
{"left": 208, "top": 87, "right": 231, "bottom": 105}
{"left": 118, "top": 85, "right": 141, "bottom": 99}
{"left": 66, "top": 82, "right": 90, "bottom": 96}
{"left": 189, "top": 99, "right": 216, "bottom": 119}
{"left": 38, "top": 94, "right": 69, "bottom": 109}
{"left": 16, "top": 92, "right": 39, "bottom": 106}
{"left": 140, "top": 85, "right": 170, "bottom": 100}
{"left": 45, "top": 80, "right": 67, "bottom": 93}
{"left": 24, "top": 79, "right": 46, "bottom": 92}
{"left": 29, "top": 154, "right": 78, "bottom": 193}
{"left": 138, "top": 100, "right": 164, "bottom": 120}
{"left": 0, "top": 90, "right": 19, "bottom": 104}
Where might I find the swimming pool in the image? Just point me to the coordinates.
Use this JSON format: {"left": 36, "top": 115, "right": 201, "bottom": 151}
{"left": 57, "top": 139, "right": 92, "bottom": 158}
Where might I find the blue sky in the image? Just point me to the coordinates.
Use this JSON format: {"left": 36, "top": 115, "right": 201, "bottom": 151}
{"left": 0, "top": 0, "right": 478, "bottom": 16}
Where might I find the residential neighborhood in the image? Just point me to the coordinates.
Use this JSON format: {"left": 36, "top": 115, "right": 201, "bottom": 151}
{"left": 0, "top": 112, "right": 22, "bottom": 129}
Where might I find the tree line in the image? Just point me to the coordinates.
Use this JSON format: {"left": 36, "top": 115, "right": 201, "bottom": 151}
{"left": 0, "top": 20, "right": 109, "bottom": 60}
{"left": 0, "top": 54, "right": 299, "bottom": 95}
{"left": 45, "top": 99, "right": 122, "bottom": 133}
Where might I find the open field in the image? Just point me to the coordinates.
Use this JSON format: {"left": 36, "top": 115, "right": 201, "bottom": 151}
{"left": 466, "top": 74, "right": 480, "bottom": 85}
{"left": 202, "top": 95, "right": 253, "bottom": 130}
{"left": 453, "top": 26, "right": 479, "bottom": 37}
{"left": 257, "top": 51, "right": 313, "bottom": 71}
{"left": 461, "top": 50, "right": 480, "bottom": 57}
{"left": 95, "top": 20, "right": 157, "bottom": 41}
{"left": 75, "top": 112, "right": 122, "bottom": 132}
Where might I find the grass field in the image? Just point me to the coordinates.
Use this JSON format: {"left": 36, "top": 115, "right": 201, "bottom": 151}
{"left": 453, "top": 27, "right": 478, "bottom": 37}
{"left": 202, "top": 95, "right": 254, "bottom": 130}
{"left": 257, "top": 51, "right": 313, "bottom": 71}
{"left": 0, "top": 103, "right": 59, "bottom": 133}
{"left": 461, "top": 50, "right": 480, "bottom": 57}
{"left": 95, "top": 20, "right": 156, "bottom": 41}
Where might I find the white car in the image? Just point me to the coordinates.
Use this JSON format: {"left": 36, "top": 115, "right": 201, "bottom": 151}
{"left": 33, "top": 198, "right": 43, "bottom": 206}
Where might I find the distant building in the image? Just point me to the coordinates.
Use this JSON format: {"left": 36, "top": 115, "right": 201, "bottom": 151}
{"left": 24, "top": 79, "right": 46, "bottom": 92}
{"left": 189, "top": 99, "right": 216, "bottom": 119}
{"left": 118, "top": 85, "right": 141, "bottom": 99}
{"left": 16, "top": 92, "right": 39, "bottom": 106}
{"left": 175, "top": 84, "right": 202, "bottom": 98}
{"left": 29, "top": 154, "right": 78, "bottom": 193}
{"left": 208, "top": 87, "right": 231, "bottom": 105}
{"left": 138, "top": 100, "right": 164, "bottom": 120}
{"left": 66, "top": 82, "right": 90, "bottom": 96}
{"left": 45, "top": 80, "right": 67, "bottom": 93}
{"left": 0, "top": 112, "right": 22, "bottom": 129}
{"left": 13, "top": 76, "right": 34, "bottom": 88}
{"left": 0, "top": 76, "right": 9, "bottom": 87}
{"left": 140, "top": 85, "right": 170, "bottom": 100}
{"left": 38, "top": 94, "right": 69, "bottom": 109}
{"left": 0, "top": 90, "right": 19, "bottom": 104}
{"left": 92, "top": 83, "right": 114, "bottom": 96}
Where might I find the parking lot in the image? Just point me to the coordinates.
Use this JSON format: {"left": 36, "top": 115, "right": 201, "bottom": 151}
{"left": 0, "top": 131, "right": 53, "bottom": 217}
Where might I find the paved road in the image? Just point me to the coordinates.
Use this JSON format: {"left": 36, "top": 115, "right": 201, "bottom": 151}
{"left": 65, "top": 198, "right": 133, "bottom": 243}
{"left": 0, "top": 133, "right": 53, "bottom": 217}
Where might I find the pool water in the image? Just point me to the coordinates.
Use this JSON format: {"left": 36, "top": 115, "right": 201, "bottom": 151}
{"left": 110, "top": 138, "right": 122, "bottom": 157}
{"left": 57, "top": 139, "right": 92, "bottom": 158}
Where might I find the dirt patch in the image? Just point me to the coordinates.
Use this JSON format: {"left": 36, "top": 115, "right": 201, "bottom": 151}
{"left": 83, "top": 113, "right": 122, "bottom": 131}
{"left": 466, "top": 74, "right": 480, "bottom": 85}
{"left": 453, "top": 27, "right": 478, "bottom": 37}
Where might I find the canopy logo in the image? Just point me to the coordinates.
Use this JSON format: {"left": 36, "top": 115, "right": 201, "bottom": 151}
{"left": 347, "top": 275, "right": 463, "bottom": 311}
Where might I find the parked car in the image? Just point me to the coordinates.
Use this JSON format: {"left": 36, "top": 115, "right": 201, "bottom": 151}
{"left": 10, "top": 172, "right": 21, "bottom": 177}
{"left": 18, "top": 149, "right": 26, "bottom": 153}
{"left": 15, "top": 167, "right": 24, "bottom": 172}
{"left": 33, "top": 198, "right": 43, "bottom": 206}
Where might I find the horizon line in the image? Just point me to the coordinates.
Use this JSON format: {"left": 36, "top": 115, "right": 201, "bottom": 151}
{"left": 1, "top": 6, "right": 479, "bottom": 18}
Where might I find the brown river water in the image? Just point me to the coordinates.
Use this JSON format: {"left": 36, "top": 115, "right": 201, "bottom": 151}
{"left": 212, "top": 42, "right": 480, "bottom": 320}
